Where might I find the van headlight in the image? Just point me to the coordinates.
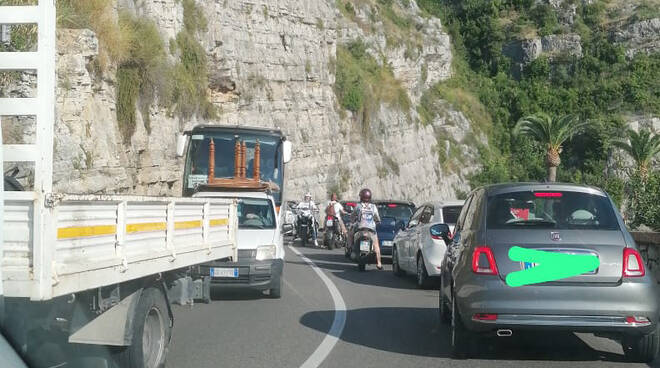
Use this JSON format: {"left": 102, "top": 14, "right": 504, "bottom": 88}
{"left": 256, "top": 245, "right": 276, "bottom": 261}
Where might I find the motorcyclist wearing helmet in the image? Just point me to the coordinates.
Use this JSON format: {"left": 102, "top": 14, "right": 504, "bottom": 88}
{"left": 297, "top": 192, "right": 320, "bottom": 246}
{"left": 350, "top": 188, "right": 382, "bottom": 270}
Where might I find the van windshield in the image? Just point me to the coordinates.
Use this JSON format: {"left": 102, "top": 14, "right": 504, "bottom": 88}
{"left": 238, "top": 198, "right": 276, "bottom": 229}
{"left": 486, "top": 191, "right": 620, "bottom": 230}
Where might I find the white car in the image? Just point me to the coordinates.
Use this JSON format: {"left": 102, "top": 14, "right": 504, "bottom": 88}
{"left": 195, "top": 191, "right": 284, "bottom": 298}
{"left": 392, "top": 200, "right": 464, "bottom": 288}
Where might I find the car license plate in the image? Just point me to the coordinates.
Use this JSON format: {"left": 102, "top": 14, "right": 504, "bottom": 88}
{"left": 521, "top": 250, "right": 598, "bottom": 275}
{"left": 326, "top": 219, "right": 334, "bottom": 227}
{"left": 360, "top": 241, "right": 370, "bottom": 252}
{"left": 381, "top": 240, "right": 393, "bottom": 247}
{"left": 210, "top": 267, "right": 238, "bottom": 278}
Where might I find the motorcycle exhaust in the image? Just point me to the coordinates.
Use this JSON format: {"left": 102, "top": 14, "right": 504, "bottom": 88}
{"left": 496, "top": 329, "right": 512, "bottom": 337}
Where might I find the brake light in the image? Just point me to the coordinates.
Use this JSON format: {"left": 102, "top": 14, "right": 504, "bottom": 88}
{"left": 625, "top": 316, "right": 651, "bottom": 325}
{"left": 472, "top": 246, "right": 499, "bottom": 275}
{"left": 327, "top": 216, "right": 333, "bottom": 220}
{"left": 387, "top": 203, "right": 398, "bottom": 208}
{"left": 346, "top": 202, "right": 356, "bottom": 207}
{"left": 534, "top": 192, "right": 562, "bottom": 198}
{"left": 472, "top": 313, "right": 498, "bottom": 321}
{"left": 623, "top": 248, "right": 645, "bottom": 277}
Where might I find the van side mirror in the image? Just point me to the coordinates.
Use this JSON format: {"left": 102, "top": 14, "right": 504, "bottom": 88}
{"left": 176, "top": 133, "right": 188, "bottom": 157}
{"left": 282, "top": 140, "right": 292, "bottom": 164}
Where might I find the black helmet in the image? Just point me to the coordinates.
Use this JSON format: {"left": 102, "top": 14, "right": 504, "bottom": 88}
{"left": 359, "top": 188, "right": 372, "bottom": 202}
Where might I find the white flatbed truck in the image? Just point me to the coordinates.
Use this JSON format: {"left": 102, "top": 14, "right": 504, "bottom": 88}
{"left": 0, "top": 2, "right": 238, "bottom": 367}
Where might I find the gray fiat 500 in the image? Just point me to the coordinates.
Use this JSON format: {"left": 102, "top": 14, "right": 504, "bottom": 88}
{"left": 440, "top": 183, "right": 659, "bottom": 362}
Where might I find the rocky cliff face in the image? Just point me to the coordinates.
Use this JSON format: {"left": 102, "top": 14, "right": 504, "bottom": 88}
{"left": 7, "top": 0, "right": 481, "bottom": 203}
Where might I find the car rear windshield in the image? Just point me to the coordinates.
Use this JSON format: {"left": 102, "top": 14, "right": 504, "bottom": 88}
{"left": 442, "top": 206, "right": 462, "bottom": 224}
{"left": 486, "top": 191, "right": 619, "bottom": 230}
{"left": 376, "top": 203, "right": 414, "bottom": 223}
{"left": 237, "top": 198, "right": 275, "bottom": 229}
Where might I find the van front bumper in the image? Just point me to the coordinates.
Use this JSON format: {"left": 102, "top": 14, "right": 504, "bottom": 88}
{"left": 198, "top": 254, "right": 283, "bottom": 291}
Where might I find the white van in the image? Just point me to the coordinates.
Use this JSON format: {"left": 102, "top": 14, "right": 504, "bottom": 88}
{"left": 195, "top": 191, "right": 284, "bottom": 298}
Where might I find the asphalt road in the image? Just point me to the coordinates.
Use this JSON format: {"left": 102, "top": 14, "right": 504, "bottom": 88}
{"left": 167, "top": 238, "right": 660, "bottom": 368}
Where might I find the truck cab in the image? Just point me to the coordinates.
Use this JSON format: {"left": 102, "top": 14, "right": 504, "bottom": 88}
{"left": 194, "top": 191, "right": 284, "bottom": 298}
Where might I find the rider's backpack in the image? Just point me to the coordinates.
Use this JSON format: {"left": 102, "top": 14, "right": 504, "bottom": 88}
{"left": 326, "top": 203, "right": 336, "bottom": 217}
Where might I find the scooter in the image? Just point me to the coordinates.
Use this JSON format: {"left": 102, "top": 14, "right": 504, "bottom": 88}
{"left": 352, "top": 228, "right": 377, "bottom": 271}
{"left": 323, "top": 215, "right": 344, "bottom": 250}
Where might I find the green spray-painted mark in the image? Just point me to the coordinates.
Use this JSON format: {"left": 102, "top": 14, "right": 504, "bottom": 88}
{"left": 506, "top": 246, "right": 600, "bottom": 287}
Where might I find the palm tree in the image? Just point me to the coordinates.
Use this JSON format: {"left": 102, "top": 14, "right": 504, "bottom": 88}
{"left": 513, "top": 113, "right": 589, "bottom": 182}
{"left": 612, "top": 128, "right": 660, "bottom": 178}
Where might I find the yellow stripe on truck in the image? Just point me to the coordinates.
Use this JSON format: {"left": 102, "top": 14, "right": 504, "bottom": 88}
{"left": 174, "top": 220, "right": 202, "bottom": 230}
{"left": 58, "top": 218, "right": 220, "bottom": 239}
{"left": 57, "top": 225, "right": 117, "bottom": 239}
{"left": 210, "top": 218, "right": 229, "bottom": 227}
{"left": 126, "top": 222, "right": 167, "bottom": 234}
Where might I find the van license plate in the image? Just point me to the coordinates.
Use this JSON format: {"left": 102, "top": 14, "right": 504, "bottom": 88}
{"left": 210, "top": 268, "right": 238, "bottom": 278}
{"left": 360, "top": 241, "right": 370, "bottom": 252}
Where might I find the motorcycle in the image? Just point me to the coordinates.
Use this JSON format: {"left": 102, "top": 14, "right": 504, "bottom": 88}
{"left": 352, "top": 228, "right": 377, "bottom": 271}
{"left": 323, "top": 215, "right": 344, "bottom": 250}
{"left": 296, "top": 207, "right": 318, "bottom": 247}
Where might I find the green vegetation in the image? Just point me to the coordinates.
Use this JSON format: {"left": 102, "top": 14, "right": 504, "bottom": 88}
{"left": 335, "top": 40, "right": 411, "bottom": 134}
{"left": 417, "top": 0, "right": 660, "bottom": 228}
{"left": 613, "top": 129, "right": 660, "bottom": 178}
{"left": 513, "top": 113, "right": 589, "bottom": 181}
{"left": 0, "top": 0, "right": 38, "bottom": 52}
{"left": 57, "top": 0, "right": 216, "bottom": 141}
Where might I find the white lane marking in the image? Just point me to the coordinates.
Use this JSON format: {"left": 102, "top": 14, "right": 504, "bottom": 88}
{"left": 288, "top": 246, "right": 347, "bottom": 368}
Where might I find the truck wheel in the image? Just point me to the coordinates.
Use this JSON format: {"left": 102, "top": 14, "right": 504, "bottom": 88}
{"left": 623, "top": 328, "right": 660, "bottom": 363}
{"left": 114, "top": 287, "right": 171, "bottom": 368}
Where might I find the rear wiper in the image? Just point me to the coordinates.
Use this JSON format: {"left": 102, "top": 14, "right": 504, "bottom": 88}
{"left": 509, "top": 219, "right": 557, "bottom": 226}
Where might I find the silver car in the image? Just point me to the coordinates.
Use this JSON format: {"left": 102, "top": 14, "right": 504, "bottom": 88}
{"left": 392, "top": 200, "right": 463, "bottom": 288}
{"left": 440, "top": 183, "right": 659, "bottom": 362}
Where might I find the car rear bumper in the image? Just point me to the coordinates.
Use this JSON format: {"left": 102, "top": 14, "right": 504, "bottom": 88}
{"left": 199, "top": 258, "right": 283, "bottom": 291}
{"left": 457, "top": 277, "right": 659, "bottom": 335}
{"left": 468, "top": 314, "right": 657, "bottom": 335}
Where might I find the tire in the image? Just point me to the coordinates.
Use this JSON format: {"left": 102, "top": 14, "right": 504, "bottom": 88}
{"left": 439, "top": 277, "right": 451, "bottom": 324}
{"left": 301, "top": 228, "right": 308, "bottom": 247}
{"left": 623, "top": 328, "right": 660, "bottom": 363}
{"left": 324, "top": 230, "right": 335, "bottom": 249}
{"left": 416, "top": 255, "right": 431, "bottom": 289}
{"left": 392, "top": 246, "right": 404, "bottom": 276}
{"left": 113, "top": 287, "right": 171, "bottom": 368}
{"left": 358, "top": 262, "right": 366, "bottom": 272}
{"left": 450, "top": 295, "right": 470, "bottom": 359}
{"left": 270, "top": 278, "right": 282, "bottom": 299}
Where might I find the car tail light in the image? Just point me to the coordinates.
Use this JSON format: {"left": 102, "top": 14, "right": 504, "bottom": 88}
{"left": 472, "top": 246, "right": 499, "bottom": 275}
{"left": 623, "top": 248, "right": 645, "bottom": 277}
{"left": 625, "top": 316, "right": 650, "bottom": 325}
{"left": 387, "top": 203, "right": 398, "bottom": 208}
{"left": 472, "top": 313, "right": 497, "bottom": 321}
{"left": 534, "top": 192, "right": 563, "bottom": 198}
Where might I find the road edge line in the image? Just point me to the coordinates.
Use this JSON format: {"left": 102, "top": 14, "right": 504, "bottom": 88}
{"left": 288, "top": 246, "right": 347, "bottom": 368}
